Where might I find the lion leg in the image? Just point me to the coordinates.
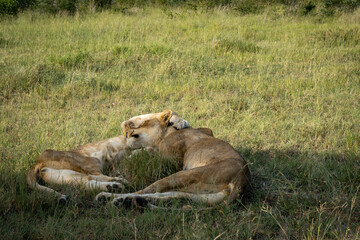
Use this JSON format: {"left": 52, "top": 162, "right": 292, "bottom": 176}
{"left": 95, "top": 191, "right": 227, "bottom": 205}
{"left": 136, "top": 161, "right": 237, "bottom": 194}
{"left": 114, "top": 191, "right": 227, "bottom": 205}
{"left": 134, "top": 168, "right": 207, "bottom": 194}
{"left": 40, "top": 168, "right": 125, "bottom": 191}
{"left": 96, "top": 161, "right": 247, "bottom": 205}
{"left": 88, "top": 174, "right": 130, "bottom": 185}
{"left": 85, "top": 180, "right": 125, "bottom": 192}
{"left": 137, "top": 160, "right": 249, "bottom": 200}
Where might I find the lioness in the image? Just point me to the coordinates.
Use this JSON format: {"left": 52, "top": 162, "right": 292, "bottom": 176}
{"left": 96, "top": 110, "right": 250, "bottom": 206}
{"left": 27, "top": 111, "right": 189, "bottom": 203}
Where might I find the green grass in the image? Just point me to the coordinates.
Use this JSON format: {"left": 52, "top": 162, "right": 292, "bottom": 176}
{"left": 1, "top": 7, "right": 360, "bottom": 239}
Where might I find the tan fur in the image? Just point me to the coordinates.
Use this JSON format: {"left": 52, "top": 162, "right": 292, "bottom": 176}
{"left": 27, "top": 136, "right": 130, "bottom": 203}
{"left": 121, "top": 111, "right": 189, "bottom": 131}
{"left": 96, "top": 110, "right": 250, "bottom": 205}
{"left": 27, "top": 111, "right": 190, "bottom": 203}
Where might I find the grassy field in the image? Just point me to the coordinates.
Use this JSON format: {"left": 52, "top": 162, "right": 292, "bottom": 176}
{"left": 1, "top": 7, "right": 360, "bottom": 239}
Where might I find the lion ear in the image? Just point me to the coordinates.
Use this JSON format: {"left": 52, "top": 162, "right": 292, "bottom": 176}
{"left": 122, "top": 121, "right": 135, "bottom": 132}
{"left": 158, "top": 110, "right": 173, "bottom": 126}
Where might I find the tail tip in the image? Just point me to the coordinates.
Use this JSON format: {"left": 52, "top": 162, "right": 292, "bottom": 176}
{"left": 58, "top": 195, "right": 67, "bottom": 205}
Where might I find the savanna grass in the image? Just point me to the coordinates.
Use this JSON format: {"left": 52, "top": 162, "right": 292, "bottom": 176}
{"left": 0, "top": 7, "right": 359, "bottom": 239}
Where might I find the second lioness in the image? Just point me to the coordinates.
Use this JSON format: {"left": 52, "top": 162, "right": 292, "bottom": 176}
{"left": 96, "top": 110, "right": 250, "bottom": 205}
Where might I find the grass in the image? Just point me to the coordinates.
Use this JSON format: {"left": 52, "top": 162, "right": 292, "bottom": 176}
{"left": 1, "top": 7, "right": 360, "bottom": 239}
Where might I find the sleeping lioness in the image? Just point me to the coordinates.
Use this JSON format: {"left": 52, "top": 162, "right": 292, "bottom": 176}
{"left": 27, "top": 111, "right": 189, "bottom": 203}
{"left": 96, "top": 110, "right": 250, "bottom": 206}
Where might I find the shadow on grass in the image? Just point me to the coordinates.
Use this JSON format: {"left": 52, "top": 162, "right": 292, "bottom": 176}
{"left": 0, "top": 147, "right": 359, "bottom": 238}
{"left": 240, "top": 147, "right": 359, "bottom": 199}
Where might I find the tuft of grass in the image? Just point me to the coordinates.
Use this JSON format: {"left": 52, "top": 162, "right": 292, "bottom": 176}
{"left": 112, "top": 45, "right": 133, "bottom": 56}
{"left": 0, "top": 64, "right": 66, "bottom": 99}
{"left": 141, "top": 44, "right": 173, "bottom": 56}
{"left": 311, "top": 27, "right": 360, "bottom": 46}
{"left": 53, "top": 51, "right": 93, "bottom": 69}
{"left": 214, "top": 39, "right": 260, "bottom": 53}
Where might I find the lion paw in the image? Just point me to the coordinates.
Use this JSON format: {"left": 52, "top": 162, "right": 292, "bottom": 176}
{"left": 95, "top": 192, "right": 112, "bottom": 203}
{"left": 112, "top": 196, "right": 149, "bottom": 209}
{"left": 106, "top": 182, "right": 124, "bottom": 193}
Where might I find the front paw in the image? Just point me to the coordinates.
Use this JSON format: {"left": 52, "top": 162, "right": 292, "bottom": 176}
{"left": 106, "top": 182, "right": 125, "bottom": 193}
{"left": 96, "top": 192, "right": 112, "bottom": 203}
{"left": 112, "top": 196, "right": 149, "bottom": 209}
{"left": 110, "top": 194, "right": 132, "bottom": 207}
{"left": 112, "top": 196, "right": 130, "bottom": 207}
{"left": 173, "top": 120, "right": 190, "bottom": 130}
